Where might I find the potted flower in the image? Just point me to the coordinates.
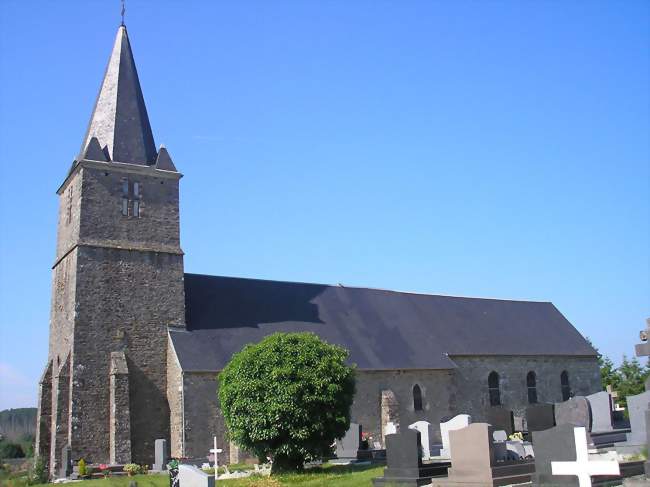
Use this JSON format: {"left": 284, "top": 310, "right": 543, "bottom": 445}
{"left": 360, "top": 432, "right": 371, "bottom": 450}
{"left": 124, "top": 463, "right": 140, "bottom": 477}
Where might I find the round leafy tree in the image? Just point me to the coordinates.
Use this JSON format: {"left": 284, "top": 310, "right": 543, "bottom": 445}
{"left": 218, "top": 332, "right": 356, "bottom": 472}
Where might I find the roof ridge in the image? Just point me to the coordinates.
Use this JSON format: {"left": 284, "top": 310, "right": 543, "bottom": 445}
{"left": 183, "top": 272, "right": 551, "bottom": 304}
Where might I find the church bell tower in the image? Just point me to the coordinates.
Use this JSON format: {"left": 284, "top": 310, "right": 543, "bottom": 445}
{"left": 35, "top": 24, "right": 185, "bottom": 474}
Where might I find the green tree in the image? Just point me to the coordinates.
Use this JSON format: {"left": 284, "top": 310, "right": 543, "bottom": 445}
{"left": 0, "top": 441, "right": 25, "bottom": 459}
{"left": 616, "top": 355, "right": 650, "bottom": 411}
{"left": 218, "top": 332, "right": 356, "bottom": 473}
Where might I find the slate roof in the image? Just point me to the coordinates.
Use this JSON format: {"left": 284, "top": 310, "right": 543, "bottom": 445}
{"left": 80, "top": 25, "right": 157, "bottom": 165}
{"left": 169, "top": 273, "right": 597, "bottom": 372}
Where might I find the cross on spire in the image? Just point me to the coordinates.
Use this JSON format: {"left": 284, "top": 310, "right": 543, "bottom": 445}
{"left": 121, "top": 0, "right": 125, "bottom": 26}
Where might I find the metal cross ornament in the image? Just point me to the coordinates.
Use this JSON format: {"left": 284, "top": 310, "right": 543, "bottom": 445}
{"left": 120, "top": 0, "right": 126, "bottom": 26}
{"left": 551, "top": 427, "right": 620, "bottom": 487}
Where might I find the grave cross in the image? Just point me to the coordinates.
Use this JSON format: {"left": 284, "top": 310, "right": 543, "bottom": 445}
{"left": 209, "top": 436, "right": 223, "bottom": 483}
{"left": 551, "top": 427, "right": 619, "bottom": 487}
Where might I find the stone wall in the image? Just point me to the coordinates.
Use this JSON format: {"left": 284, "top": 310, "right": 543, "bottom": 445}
{"left": 181, "top": 372, "right": 227, "bottom": 460}
{"left": 166, "top": 339, "right": 184, "bottom": 458}
{"left": 449, "top": 355, "right": 601, "bottom": 427}
{"left": 179, "top": 356, "right": 600, "bottom": 461}
{"left": 109, "top": 352, "right": 131, "bottom": 464}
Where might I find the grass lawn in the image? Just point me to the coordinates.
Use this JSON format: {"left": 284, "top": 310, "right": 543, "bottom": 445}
{"left": 2, "top": 465, "right": 384, "bottom": 487}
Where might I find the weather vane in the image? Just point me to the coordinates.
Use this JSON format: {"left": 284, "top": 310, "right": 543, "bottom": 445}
{"left": 120, "top": 0, "right": 126, "bottom": 26}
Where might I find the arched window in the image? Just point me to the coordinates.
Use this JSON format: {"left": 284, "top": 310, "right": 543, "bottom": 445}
{"left": 560, "top": 371, "right": 570, "bottom": 401}
{"left": 413, "top": 384, "right": 423, "bottom": 411}
{"left": 488, "top": 371, "right": 501, "bottom": 406}
{"left": 527, "top": 371, "right": 537, "bottom": 404}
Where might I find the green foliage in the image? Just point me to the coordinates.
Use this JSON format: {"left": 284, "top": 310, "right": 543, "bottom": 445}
{"left": 616, "top": 355, "right": 649, "bottom": 411}
{"left": 78, "top": 458, "right": 87, "bottom": 477}
{"left": 123, "top": 463, "right": 140, "bottom": 476}
{"left": 219, "top": 332, "right": 356, "bottom": 473}
{"left": 27, "top": 456, "right": 48, "bottom": 485}
{"left": 0, "top": 441, "right": 25, "bottom": 459}
{"left": 589, "top": 338, "right": 650, "bottom": 414}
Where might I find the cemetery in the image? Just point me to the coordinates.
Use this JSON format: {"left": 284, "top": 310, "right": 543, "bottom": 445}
{"left": 0, "top": 3, "right": 646, "bottom": 487}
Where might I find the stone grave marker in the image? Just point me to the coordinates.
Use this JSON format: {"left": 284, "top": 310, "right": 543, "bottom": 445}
{"left": 526, "top": 402, "right": 555, "bottom": 433}
{"left": 178, "top": 464, "right": 215, "bottom": 487}
{"left": 430, "top": 423, "right": 534, "bottom": 486}
{"left": 336, "top": 422, "right": 361, "bottom": 460}
{"left": 625, "top": 391, "right": 650, "bottom": 445}
{"left": 372, "top": 428, "right": 450, "bottom": 486}
{"left": 487, "top": 406, "right": 515, "bottom": 436}
{"left": 586, "top": 391, "right": 613, "bottom": 432}
{"left": 439, "top": 414, "right": 471, "bottom": 458}
{"left": 555, "top": 396, "right": 593, "bottom": 431}
{"left": 493, "top": 430, "right": 508, "bottom": 442}
{"left": 152, "top": 438, "right": 169, "bottom": 471}
{"left": 551, "top": 427, "right": 619, "bottom": 487}
{"left": 408, "top": 420, "right": 431, "bottom": 460}
{"left": 533, "top": 424, "right": 582, "bottom": 486}
{"left": 60, "top": 444, "right": 72, "bottom": 479}
{"left": 634, "top": 318, "right": 650, "bottom": 478}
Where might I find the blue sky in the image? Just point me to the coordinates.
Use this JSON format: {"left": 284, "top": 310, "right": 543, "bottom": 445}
{"left": 0, "top": 1, "right": 648, "bottom": 410}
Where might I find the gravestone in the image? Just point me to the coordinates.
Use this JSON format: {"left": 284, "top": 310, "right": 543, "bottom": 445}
{"left": 586, "top": 391, "right": 613, "bottom": 432}
{"left": 555, "top": 396, "right": 593, "bottom": 431}
{"left": 493, "top": 430, "right": 508, "bottom": 442}
{"left": 634, "top": 318, "right": 650, "bottom": 478}
{"left": 372, "top": 428, "right": 450, "bottom": 486}
{"left": 59, "top": 444, "right": 72, "bottom": 479}
{"left": 532, "top": 424, "right": 581, "bottom": 486}
{"left": 487, "top": 406, "right": 515, "bottom": 436}
{"left": 432, "top": 423, "right": 534, "bottom": 486}
{"left": 408, "top": 421, "right": 431, "bottom": 460}
{"left": 526, "top": 403, "right": 556, "bottom": 433}
{"left": 534, "top": 425, "right": 620, "bottom": 486}
{"left": 336, "top": 422, "right": 361, "bottom": 460}
{"left": 178, "top": 464, "right": 215, "bottom": 487}
{"left": 439, "top": 414, "right": 471, "bottom": 458}
{"left": 625, "top": 391, "right": 650, "bottom": 445}
{"left": 153, "top": 438, "right": 169, "bottom": 471}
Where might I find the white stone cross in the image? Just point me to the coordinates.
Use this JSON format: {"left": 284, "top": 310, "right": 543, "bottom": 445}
{"left": 210, "top": 436, "right": 223, "bottom": 483}
{"left": 551, "top": 427, "right": 620, "bottom": 487}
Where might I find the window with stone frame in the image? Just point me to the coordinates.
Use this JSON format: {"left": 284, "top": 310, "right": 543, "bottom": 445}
{"left": 560, "top": 370, "right": 570, "bottom": 401}
{"left": 527, "top": 371, "right": 538, "bottom": 404}
{"left": 121, "top": 178, "right": 142, "bottom": 217}
{"left": 488, "top": 371, "right": 501, "bottom": 406}
{"left": 66, "top": 186, "right": 73, "bottom": 224}
{"left": 413, "top": 384, "right": 423, "bottom": 411}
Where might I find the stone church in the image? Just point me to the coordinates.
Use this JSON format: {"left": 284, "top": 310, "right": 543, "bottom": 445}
{"left": 35, "top": 24, "right": 601, "bottom": 473}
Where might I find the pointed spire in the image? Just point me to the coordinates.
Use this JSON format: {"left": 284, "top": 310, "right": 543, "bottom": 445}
{"left": 155, "top": 145, "right": 177, "bottom": 172}
{"left": 80, "top": 25, "right": 157, "bottom": 165}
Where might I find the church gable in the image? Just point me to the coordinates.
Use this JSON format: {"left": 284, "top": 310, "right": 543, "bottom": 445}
{"left": 170, "top": 273, "right": 597, "bottom": 372}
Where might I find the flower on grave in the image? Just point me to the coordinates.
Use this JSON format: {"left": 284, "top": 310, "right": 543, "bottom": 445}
{"left": 123, "top": 463, "right": 140, "bottom": 477}
{"left": 508, "top": 432, "right": 524, "bottom": 441}
{"left": 167, "top": 459, "right": 179, "bottom": 471}
{"left": 98, "top": 464, "right": 111, "bottom": 478}
{"left": 361, "top": 432, "right": 371, "bottom": 450}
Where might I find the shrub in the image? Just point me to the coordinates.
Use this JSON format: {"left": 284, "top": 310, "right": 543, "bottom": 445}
{"left": 27, "top": 457, "right": 48, "bottom": 485}
{"left": 219, "top": 332, "right": 355, "bottom": 473}
{"left": 123, "top": 463, "right": 140, "bottom": 476}
{"left": 0, "top": 442, "right": 25, "bottom": 459}
{"left": 77, "top": 459, "right": 87, "bottom": 477}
